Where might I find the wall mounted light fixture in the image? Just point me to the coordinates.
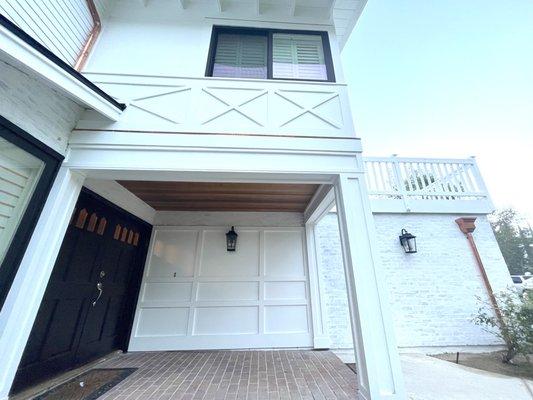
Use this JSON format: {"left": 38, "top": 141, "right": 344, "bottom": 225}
{"left": 399, "top": 229, "right": 417, "bottom": 254}
{"left": 226, "top": 226, "right": 238, "bottom": 251}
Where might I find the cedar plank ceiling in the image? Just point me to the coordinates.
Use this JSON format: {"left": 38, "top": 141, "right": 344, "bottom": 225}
{"left": 117, "top": 181, "right": 320, "bottom": 212}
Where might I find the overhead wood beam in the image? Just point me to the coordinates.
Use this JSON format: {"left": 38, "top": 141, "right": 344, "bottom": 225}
{"left": 216, "top": 0, "right": 223, "bottom": 12}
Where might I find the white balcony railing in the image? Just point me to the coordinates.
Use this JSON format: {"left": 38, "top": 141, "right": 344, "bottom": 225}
{"left": 364, "top": 157, "right": 494, "bottom": 214}
{"left": 76, "top": 73, "right": 356, "bottom": 139}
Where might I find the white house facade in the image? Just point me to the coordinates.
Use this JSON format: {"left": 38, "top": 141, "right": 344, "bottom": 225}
{"left": 0, "top": 1, "right": 512, "bottom": 400}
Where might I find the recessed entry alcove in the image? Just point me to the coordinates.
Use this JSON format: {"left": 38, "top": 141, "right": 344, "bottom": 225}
{"left": 113, "top": 180, "right": 325, "bottom": 351}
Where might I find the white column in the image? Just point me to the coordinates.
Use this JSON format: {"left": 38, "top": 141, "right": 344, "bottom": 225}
{"left": 0, "top": 168, "right": 84, "bottom": 400}
{"left": 305, "top": 222, "right": 330, "bottom": 349}
{"left": 334, "top": 173, "right": 405, "bottom": 400}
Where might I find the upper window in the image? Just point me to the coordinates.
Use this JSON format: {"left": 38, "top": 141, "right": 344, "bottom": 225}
{"left": 207, "top": 27, "right": 335, "bottom": 82}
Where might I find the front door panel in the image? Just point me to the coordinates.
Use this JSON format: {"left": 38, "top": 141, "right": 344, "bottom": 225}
{"left": 12, "top": 189, "right": 151, "bottom": 393}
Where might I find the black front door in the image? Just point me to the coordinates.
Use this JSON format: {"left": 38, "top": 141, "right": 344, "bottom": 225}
{"left": 12, "top": 188, "right": 151, "bottom": 393}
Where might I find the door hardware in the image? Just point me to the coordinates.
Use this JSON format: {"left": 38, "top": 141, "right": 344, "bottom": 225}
{"left": 92, "top": 282, "right": 103, "bottom": 307}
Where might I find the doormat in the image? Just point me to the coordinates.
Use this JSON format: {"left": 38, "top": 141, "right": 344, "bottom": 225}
{"left": 33, "top": 368, "right": 137, "bottom": 400}
{"left": 346, "top": 363, "right": 357, "bottom": 374}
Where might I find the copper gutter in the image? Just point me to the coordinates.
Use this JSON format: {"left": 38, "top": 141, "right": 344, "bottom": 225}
{"left": 74, "top": 0, "right": 101, "bottom": 71}
{"left": 455, "top": 217, "right": 505, "bottom": 325}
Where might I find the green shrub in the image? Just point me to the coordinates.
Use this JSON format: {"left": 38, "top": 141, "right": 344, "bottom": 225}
{"left": 473, "top": 289, "right": 533, "bottom": 363}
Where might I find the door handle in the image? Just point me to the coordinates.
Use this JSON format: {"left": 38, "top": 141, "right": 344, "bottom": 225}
{"left": 92, "top": 282, "right": 103, "bottom": 307}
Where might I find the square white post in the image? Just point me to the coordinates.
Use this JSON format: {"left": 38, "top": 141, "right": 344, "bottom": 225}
{"left": 305, "top": 222, "right": 330, "bottom": 348}
{"left": 334, "top": 173, "right": 405, "bottom": 400}
{"left": 0, "top": 168, "right": 84, "bottom": 400}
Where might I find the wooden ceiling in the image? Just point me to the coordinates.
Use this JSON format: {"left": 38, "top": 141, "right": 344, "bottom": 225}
{"left": 117, "top": 181, "right": 320, "bottom": 212}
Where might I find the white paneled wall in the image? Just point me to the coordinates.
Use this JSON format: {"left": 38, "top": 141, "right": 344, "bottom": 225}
{"left": 129, "top": 225, "right": 312, "bottom": 351}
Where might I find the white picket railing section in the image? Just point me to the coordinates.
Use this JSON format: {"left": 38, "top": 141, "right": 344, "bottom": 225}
{"left": 363, "top": 157, "right": 493, "bottom": 213}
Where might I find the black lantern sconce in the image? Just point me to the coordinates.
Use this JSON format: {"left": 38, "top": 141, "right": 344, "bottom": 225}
{"left": 399, "top": 229, "right": 417, "bottom": 254}
{"left": 226, "top": 226, "right": 238, "bottom": 252}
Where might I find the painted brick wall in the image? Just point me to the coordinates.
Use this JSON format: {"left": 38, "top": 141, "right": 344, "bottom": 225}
{"left": 0, "top": 60, "right": 82, "bottom": 154}
{"left": 316, "top": 212, "right": 512, "bottom": 350}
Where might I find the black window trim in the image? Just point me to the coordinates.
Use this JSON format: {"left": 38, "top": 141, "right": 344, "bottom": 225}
{"left": 0, "top": 115, "right": 64, "bottom": 311}
{"left": 205, "top": 25, "right": 336, "bottom": 83}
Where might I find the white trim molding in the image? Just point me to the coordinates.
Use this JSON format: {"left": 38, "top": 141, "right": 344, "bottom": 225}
{"left": 334, "top": 173, "right": 405, "bottom": 400}
{"left": 0, "top": 168, "right": 85, "bottom": 400}
{"left": 83, "top": 178, "right": 156, "bottom": 224}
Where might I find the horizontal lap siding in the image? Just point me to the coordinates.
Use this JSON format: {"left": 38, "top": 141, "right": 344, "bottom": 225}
{"left": 0, "top": 141, "right": 42, "bottom": 259}
{"left": 0, "top": 0, "right": 95, "bottom": 66}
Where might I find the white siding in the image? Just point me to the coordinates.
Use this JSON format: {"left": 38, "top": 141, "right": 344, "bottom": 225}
{"left": 316, "top": 213, "right": 512, "bottom": 351}
{"left": 0, "top": 0, "right": 96, "bottom": 66}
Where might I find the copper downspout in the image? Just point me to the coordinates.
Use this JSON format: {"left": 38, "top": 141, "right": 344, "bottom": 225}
{"left": 74, "top": 0, "right": 101, "bottom": 71}
{"left": 455, "top": 217, "right": 505, "bottom": 326}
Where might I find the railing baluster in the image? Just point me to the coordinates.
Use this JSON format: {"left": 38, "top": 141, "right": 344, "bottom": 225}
{"left": 363, "top": 156, "right": 491, "bottom": 212}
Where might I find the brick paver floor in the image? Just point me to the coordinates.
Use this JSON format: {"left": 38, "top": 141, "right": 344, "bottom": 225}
{"left": 96, "top": 350, "right": 357, "bottom": 400}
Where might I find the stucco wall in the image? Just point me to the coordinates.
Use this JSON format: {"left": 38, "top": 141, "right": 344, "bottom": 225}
{"left": 316, "top": 212, "right": 512, "bottom": 350}
{"left": 0, "top": 61, "right": 82, "bottom": 154}
{"left": 85, "top": 4, "right": 345, "bottom": 82}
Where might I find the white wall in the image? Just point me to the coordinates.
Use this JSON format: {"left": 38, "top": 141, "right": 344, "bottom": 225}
{"left": 85, "top": 4, "right": 345, "bottom": 82}
{"left": 0, "top": 60, "right": 83, "bottom": 154}
{"left": 154, "top": 211, "right": 304, "bottom": 227}
{"left": 130, "top": 211, "right": 312, "bottom": 351}
{"left": 316, "top": 212, "right": 512, "bottom": 351}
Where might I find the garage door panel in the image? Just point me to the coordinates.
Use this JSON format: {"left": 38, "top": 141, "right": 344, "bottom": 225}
{"left": 136, "top": 307, "right": 189, "bottom": 337}
{"left": 264, "top": 230, "right": 305, "bottom": 277}
{"left": 148, "top": 230, "right": 198, "bottom": 278}
{"left": 196, "top": 282, "right": 259, "bottom": 301}
{"left": 264, "top": 305, "right": 309, "bottom": 334}
{"left": 130, "top": 227, "right": 312, "bottom": 350}
{"left": 142, "top": 282, "right": 193, "bottom": 303}
{"left": 200, "top": 230, "right": 260, "bottom": 277}
{"left": 264, "top": 281, "right": 307, "bottom": 300}
{"left": 193, "top": 306, "right": 259, "bottom": 335}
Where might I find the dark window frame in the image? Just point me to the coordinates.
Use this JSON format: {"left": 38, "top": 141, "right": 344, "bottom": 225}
{"left": 0, "top": 115, "right": 64, "bottom": 311}
{"left": 205, "top": 26, "right": 336, "bottom": 83}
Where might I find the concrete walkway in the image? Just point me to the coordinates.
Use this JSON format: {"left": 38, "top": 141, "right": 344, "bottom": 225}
{"left": 401, "top": 354, "right": 533, "bottom": 400}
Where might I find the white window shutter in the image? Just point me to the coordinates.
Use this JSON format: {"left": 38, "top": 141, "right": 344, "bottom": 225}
{"left": 213, "top": 33, "right": 267, "bottom": 79}
{"left": 272, "top": 34, "right": 328, "bottom": 80}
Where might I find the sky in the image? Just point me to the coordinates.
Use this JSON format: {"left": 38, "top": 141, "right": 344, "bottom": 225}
{"left": 341, "top": 0, "right": 533, "bottom": 224}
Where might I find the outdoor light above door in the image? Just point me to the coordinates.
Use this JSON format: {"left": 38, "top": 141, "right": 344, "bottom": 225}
{"left": 399, "top": 229, "right": 417, "bottom": 254}
{"left": 226, "top": 226, "right": 238, "bottom": 251}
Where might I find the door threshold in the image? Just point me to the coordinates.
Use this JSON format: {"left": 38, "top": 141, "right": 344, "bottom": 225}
{"left": 10, "top": 351, "right": 123, "bottom": 400}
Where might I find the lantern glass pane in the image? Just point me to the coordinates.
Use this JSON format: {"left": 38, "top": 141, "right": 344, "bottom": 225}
{"left": 405, "top": 237, "right": 416, "bottom": 253}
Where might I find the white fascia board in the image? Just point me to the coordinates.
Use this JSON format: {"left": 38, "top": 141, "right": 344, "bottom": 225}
{"left": 334, "top": 0, "right": 368, "bottom": 49}
{"left": 0, "top": 24, "right": 122, "bottom": 121}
